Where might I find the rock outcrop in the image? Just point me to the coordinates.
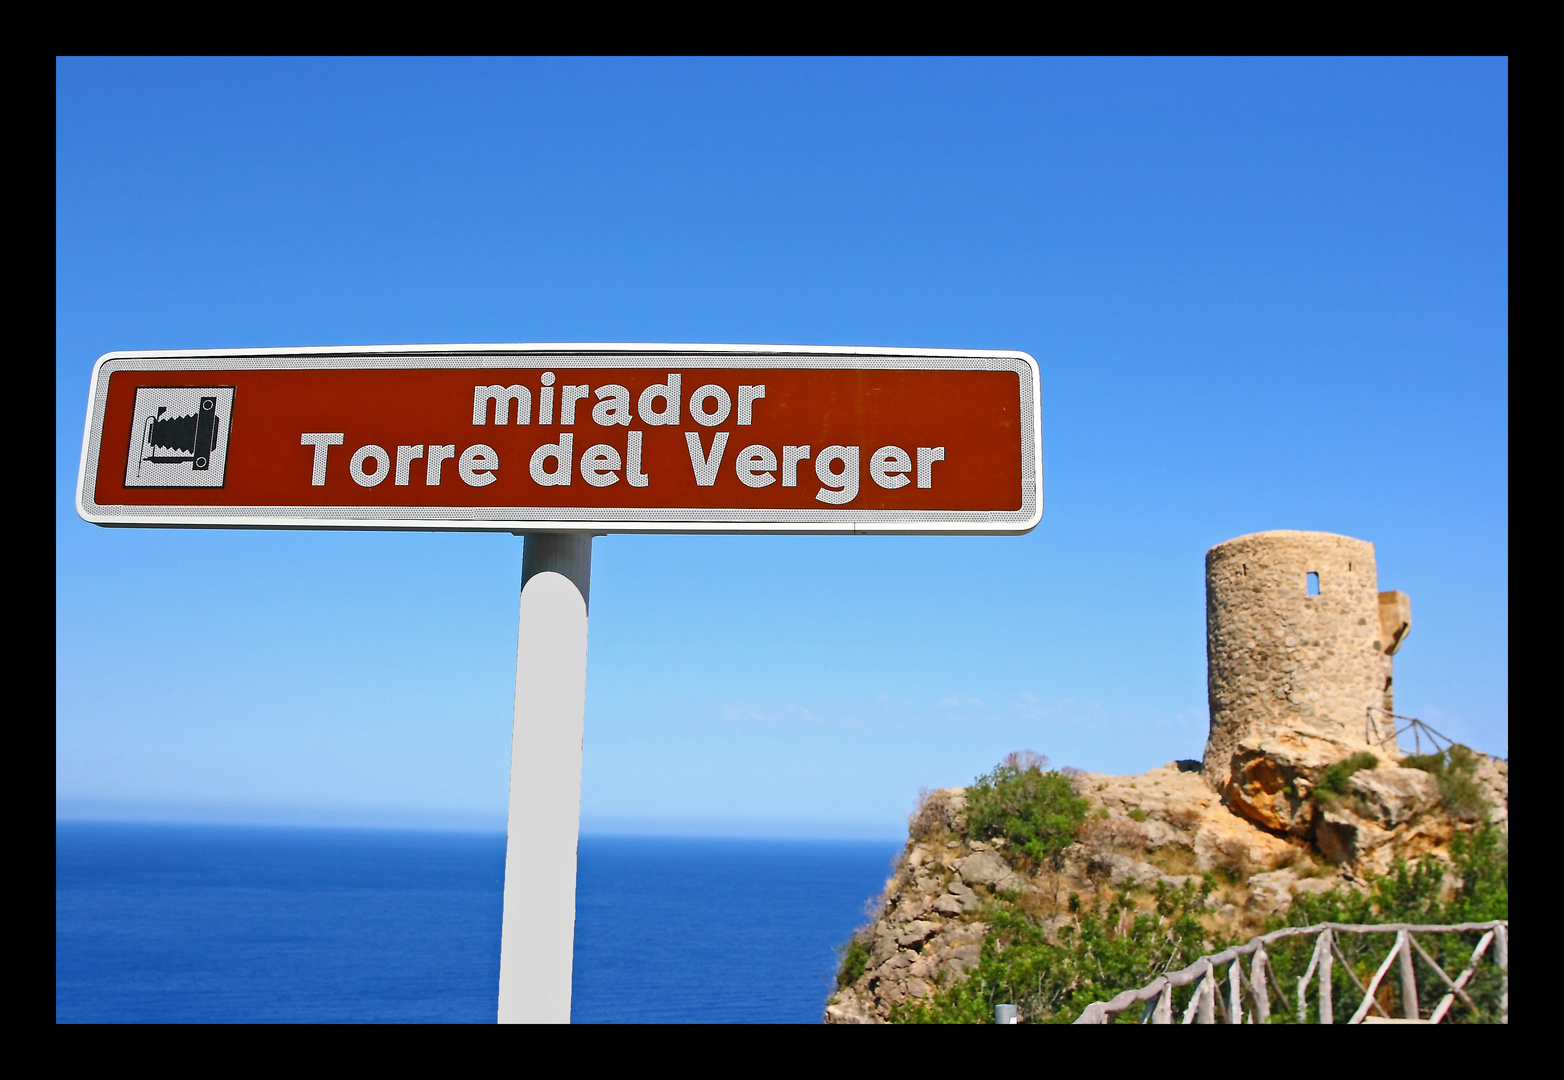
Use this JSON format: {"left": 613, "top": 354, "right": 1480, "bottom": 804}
{"left": 825, "top": 754, "right": 1507, "bottom": 1023}
{"left": 824, "top": 787, "right": 991, "bottom": 1023}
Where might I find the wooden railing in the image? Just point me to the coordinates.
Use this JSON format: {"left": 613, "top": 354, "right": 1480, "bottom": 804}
{"left": 1072, "top": 921, "right": 1507, "bottom": 1024}
{"left": 1366, "top": 706, "right": 1456, "bottom": 757}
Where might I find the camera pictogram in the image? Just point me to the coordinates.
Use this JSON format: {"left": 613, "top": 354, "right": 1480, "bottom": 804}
{"left": 124, "top": 386, "right": 235, "bottom": 488}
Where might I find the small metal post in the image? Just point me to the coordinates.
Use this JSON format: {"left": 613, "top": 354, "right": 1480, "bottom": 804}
{"left": 497, "top": 533, "right": 594, "bottom": 1024}
{"left": 994, "top": 1003, "right": 1018, "bottom": 1024}
{"left": 1399, "top": 929, "right": 1420, "bottom": 1019}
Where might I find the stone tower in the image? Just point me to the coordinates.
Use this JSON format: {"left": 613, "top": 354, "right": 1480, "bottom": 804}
{"left": 1202, "top": 531, "right": 1412, "bottom": 799}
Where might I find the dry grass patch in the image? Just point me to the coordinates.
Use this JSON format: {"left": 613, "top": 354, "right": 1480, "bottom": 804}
{"left": 1147, "top": 844, "right": 1199, "bottom": 877}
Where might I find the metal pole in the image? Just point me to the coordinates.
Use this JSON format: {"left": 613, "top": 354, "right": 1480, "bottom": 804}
{"left": 497, "top": 533, "right": 594, "bottom": 1024}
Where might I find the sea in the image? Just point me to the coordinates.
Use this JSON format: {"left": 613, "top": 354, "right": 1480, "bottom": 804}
{"left": 55, "top": 822, "right": 899, "bottom": 1024}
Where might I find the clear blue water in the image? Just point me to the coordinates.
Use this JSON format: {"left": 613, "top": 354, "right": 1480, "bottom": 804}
{"left": 55, "top": 823, "right": 897, "bottom": 1023}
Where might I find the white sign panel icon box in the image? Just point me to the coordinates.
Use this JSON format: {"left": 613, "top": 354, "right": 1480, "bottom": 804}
{"left": 123, "top": 386, "right": 236, "bottom": 488}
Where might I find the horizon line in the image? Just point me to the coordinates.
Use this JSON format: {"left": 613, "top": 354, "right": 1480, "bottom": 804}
{"left": 54, "top": 801, "right": 906, "bottom": 842}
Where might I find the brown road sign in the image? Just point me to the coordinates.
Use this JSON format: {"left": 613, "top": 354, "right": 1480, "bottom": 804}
{"left": 78, "top": 343, "right": 1041, "bottom": 534}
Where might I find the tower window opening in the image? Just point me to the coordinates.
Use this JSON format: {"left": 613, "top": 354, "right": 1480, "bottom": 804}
{"left": 1306, "top": 572, "right": 1320, "bottom": 596}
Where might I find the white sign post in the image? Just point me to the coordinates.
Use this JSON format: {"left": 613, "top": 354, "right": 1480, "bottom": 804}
{"left": 497, "top": 533, "right": 593, "bottom": 1023}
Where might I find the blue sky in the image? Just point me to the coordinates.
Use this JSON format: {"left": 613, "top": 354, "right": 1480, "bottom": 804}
{"left": 56, "top": 58, "right": 1508, "bottom": 837}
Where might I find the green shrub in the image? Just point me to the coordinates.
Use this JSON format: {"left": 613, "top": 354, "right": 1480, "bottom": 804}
{"left": 1401, "top": 745, "right": 1490, "bottom": 821}
{"left": 965, "top": 753, "right": 1090, "bottom": 867}
{"left": 1127, "top": 808, "right": 1148, "bottom": 823}
{"left": 1264, "top": 823, "right": 1508, "bottom": 1023}
{"left": 835, "top": 934, "right": 871, "bottom": 989}
{"left": 893, "top": 880, "right": 1212, "bottom": 1024}
{"left": 1446, "top": 823, "right": 1509, "bottom": 923}
{"left": 1314, "top": 752, "right": 1379, "bottom": 802}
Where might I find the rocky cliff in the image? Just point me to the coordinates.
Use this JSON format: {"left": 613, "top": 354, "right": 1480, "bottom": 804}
{"left": 825, "top": 748, "right": 1507, "bottom": 1023}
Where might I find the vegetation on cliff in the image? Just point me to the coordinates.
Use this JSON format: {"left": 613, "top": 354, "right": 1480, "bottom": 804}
{"left": 1401, "top": 744, "right": 1492, "bottom": 822}
{"left": 1263, "top": 823, "right": 1508, "bottom": 1023}
{"left": 1312, "top": 752, "right": 1379, "bottom": 803}
{"left": 891, "top": 879, "right": 1211, "bottom": 1023}
{"left": 839, "top": 749, "right": 1508, "bottom": 1024}
{"left": 964, "top": 751, "right": 1089, "bottom": 867}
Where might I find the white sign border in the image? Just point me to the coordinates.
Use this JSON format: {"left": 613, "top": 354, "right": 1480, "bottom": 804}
{"left": 78, "top": 343, "right": 1042, "bottom": 535}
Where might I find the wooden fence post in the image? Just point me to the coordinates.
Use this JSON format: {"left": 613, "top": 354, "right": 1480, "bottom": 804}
{"left": 1298, "top": 930, "right": 1327, "bottom": 1023}
{"left": 1399, "top": 930, "right": 1420, "bottom": 1019}
{"left": 1495, "top": 923, "right": 1508, "bottom": 1023}
{"left": 1154, "top": 983, "right": 1173, "bottom": 1024}
{"left": 1319, "top": 929, "right": 1333, "bottom": 1024}
{"left": 1252, "top": 944, "right": 1271, "bottom": 1024}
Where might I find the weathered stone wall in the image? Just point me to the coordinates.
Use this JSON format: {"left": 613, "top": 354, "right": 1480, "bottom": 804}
{"left": 1203, "top": 531, "right": 1406, "bottom": 818}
